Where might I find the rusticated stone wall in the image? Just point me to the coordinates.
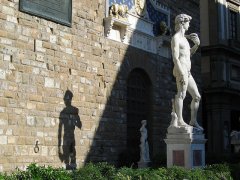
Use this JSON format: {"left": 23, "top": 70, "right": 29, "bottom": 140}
{"left": 0, "top": 0, "right": 200, "bottom": 171}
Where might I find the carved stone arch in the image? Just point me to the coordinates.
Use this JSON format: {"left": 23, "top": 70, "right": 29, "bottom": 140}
{"left": 117, "top": 49, "right": 156, "bottom": 166}
{"left": 125, "top": 67, "right": 153, "bottom": 167}
{"left": 116, "top": 48, "right": 158, "bottom": 167}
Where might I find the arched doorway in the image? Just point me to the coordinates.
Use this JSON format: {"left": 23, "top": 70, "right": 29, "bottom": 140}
{"left": 126, "top": 68, "right": 152, "bottom": 166}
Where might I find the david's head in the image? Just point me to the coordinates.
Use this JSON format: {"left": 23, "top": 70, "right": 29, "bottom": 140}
{"left": 174, "top": 14, "right": 192, "bottom": 32}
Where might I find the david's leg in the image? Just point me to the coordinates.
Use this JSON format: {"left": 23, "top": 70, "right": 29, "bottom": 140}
{"left": 175, "top": 74, "right": 189, "bottom": 127}
{"left": 175, "top": 93, "right": 188, "bottom": 126}
{"left": 190, "top": 95, "right": 200, "bottom": 124}
{"left": 188, "top": 76, "right": 203, "bottom": 130}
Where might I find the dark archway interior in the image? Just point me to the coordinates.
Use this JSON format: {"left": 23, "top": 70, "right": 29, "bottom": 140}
{"left": 125, "top": 68, "right": 152, "bottom": 167}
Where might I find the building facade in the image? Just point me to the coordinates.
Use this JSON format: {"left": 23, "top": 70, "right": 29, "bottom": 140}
{"left": 200, "top": 0, "right": 240, "bottom": 155}
{"left": 0, "top": 0, "right": 200, "bottom": 171}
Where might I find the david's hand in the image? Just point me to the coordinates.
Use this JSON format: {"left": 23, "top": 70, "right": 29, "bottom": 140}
{"left": 179, "top": 75, "right": 186, "bottom": 86}
{"left": 186, "top": 33, "right": 200, "bottom": 46}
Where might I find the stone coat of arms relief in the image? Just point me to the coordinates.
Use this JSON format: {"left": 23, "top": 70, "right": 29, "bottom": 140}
{"left": 135, "top": 0, "right": 146, "bottom": 16}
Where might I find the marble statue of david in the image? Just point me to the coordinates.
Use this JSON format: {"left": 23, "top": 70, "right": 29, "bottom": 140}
{"left": 171, "top": 14, "right": 203, "bottom": 130}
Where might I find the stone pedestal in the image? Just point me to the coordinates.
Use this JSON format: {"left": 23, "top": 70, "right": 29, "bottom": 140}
{"left": 164, "top": 126, "right": 207, "bottom": 169}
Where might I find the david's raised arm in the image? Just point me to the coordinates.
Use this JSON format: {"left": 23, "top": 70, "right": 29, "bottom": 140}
{"left": 186, "top": 33, "right": 200, "bottom": 55}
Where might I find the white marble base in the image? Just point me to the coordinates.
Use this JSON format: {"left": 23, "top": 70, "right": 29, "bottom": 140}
{"left": 164, "top": 126, "right": 207, "bottom": 169}
{"left": 138, "top": 161, "right": 151, "bottom": 168}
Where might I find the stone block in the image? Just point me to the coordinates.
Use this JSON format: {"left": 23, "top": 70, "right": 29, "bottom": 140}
{"left": 37, "top": 131, "right": 44, "bottom": 137}
{"left": 27, "top": 116, "right": 36, "bottom": 126}
{"left": 18, "top": 35, "right": 29, "bottom": 42}
{"left": 4, "top": 91, "right": 15, "bottom": 98}
{"left": 36, "top": 53, "right": 45, "bottom": 62}
{"left": 41, "top": 146, "right": 48, "bottom": 156}
{"left": 4, "top": 146, "right": 13, "bottom": 156}
{"left": 35, "top": 40, "right": 46, "bottom": 53}
{"left": 29, "top": 94, "right": 42, "bottom": 102}
{"left": 44, "top": 77, "right": 55, "bottom": 88}
{"left": 8, "top": 136, "right": 16, "bottom": 144}
{"left": 3, "top": 21, "right": 16, "bottom": 32}
{"left": 93, "top": 48, "right": 102, "bottom": 56}
{"left": 1, "top": 38, "right": 12, "bottom": 46}
{"left": 0, "top": 136, "right": 7, "bottom": 144}
{"left": 21, "top": 27, "right": 31, "bottom": 37}
{"left": 0, "top": 69, "right": 6, "bottom": 79}
{"left": 27, "top": 102, "right": 36, "bottom": 110}
{"left": 44, "top": 117, "right": 55, "bottom": 127}
{"left": 66, "top": 48, "right": 73, "bottom": 54}
{"left": 20, "top": 146, "right": 28, "bottom": 156}
{"left": 32, "top": 67, "right": 40, "bottom": 74}
{"left": 42, "top": 42, "right": 51, "bottom": 49}
{"left": 49, "top": 147, "right": 57, "bottom": 156}
{"left": 50, "top": 35, "right": 57, "bottom": 43}
{"left": 6, "top": 129, "right": 12, "bottom": 135}
{"left": 17, "top": 136, "right": 26, "bottom": 144}
{"left": 2, "top": 6, "right": 14, "bottom": 16}
{"left": 0, "top": 119, "right": 8, "bottom": 126}
{"left": 6, "top": 15, "right": 18, "bottom": 24}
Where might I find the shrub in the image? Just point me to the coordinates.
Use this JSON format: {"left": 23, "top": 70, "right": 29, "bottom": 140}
{"left": 0, "top": 174, "right": 6, "bottom": 180}
{"left": 142, "top": 168, "right": 168, "bottom": 180}
{"left": 74, "top": 163, "right": 105, "bottom": 180}
{"left": 96, "top": 162, "right": 116, "bottom": 179}
{"left": 229, "top": 163, "right": 240, "bottom": 180}
{"left": 0, "top": 162, "right": 235, "bottom": 180}
{"left": 9, "top": 164, "right": 71, "bottom": 180}
{"left": 167, "top": 166, "right": 191, "bottom": 180}
{"left": 113, "top": 166, "right": 136, "bottom": 180}
{"left": 203, "top": 164, "right": 233, "bottom": 180}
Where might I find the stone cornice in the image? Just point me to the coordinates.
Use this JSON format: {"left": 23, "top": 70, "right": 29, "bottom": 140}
{"left": 201, "top": 42, "right": 240, "bottom": 57}
{"left": 227, "top": 0, "right": 240, "bottom": 6}
{"left": 204, "top": 87, "right": 240, "bottom": 96}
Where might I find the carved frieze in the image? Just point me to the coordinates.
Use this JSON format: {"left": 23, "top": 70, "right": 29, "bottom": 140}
{"left": 104, "top": 0, "right": 171, "bottom": 57}
{"left": 227, "top": 1, "right": 240, "bottom": 12}
{"left": 109, "top": 3, "right": 129, "bottom": 20}
{"left": 227, "top": 0, "right": 240, "bottom": 6}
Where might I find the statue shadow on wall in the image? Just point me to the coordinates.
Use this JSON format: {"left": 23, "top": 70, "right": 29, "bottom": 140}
{"left": 58, "top": 90, "right": 82, "bottom": 170}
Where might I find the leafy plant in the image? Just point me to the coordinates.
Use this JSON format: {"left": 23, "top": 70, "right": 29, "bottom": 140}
{"left": 167, "top": 166, "right": 191, "bottom": 180}
{"left": 0, "top": 162, "right": 235, "bottom": 180}
{"left": 73, "top": 162, "right": 106, "bottom": 180}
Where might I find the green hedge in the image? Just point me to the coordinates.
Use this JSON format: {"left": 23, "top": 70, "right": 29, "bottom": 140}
{"left": 0, "top": 163, "right": 236, "bottom": 180}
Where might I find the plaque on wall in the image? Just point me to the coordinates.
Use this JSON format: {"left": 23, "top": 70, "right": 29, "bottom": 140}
{"left": 19, "top": 0, "right": 72, "bottom": 27}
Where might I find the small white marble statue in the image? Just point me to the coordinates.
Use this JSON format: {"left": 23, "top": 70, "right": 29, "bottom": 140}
{"left": 139, "top": 120, "right": 150, "bottom": 162}
{"left": 171, "top": 14, "right": 203, "bottom": 130}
